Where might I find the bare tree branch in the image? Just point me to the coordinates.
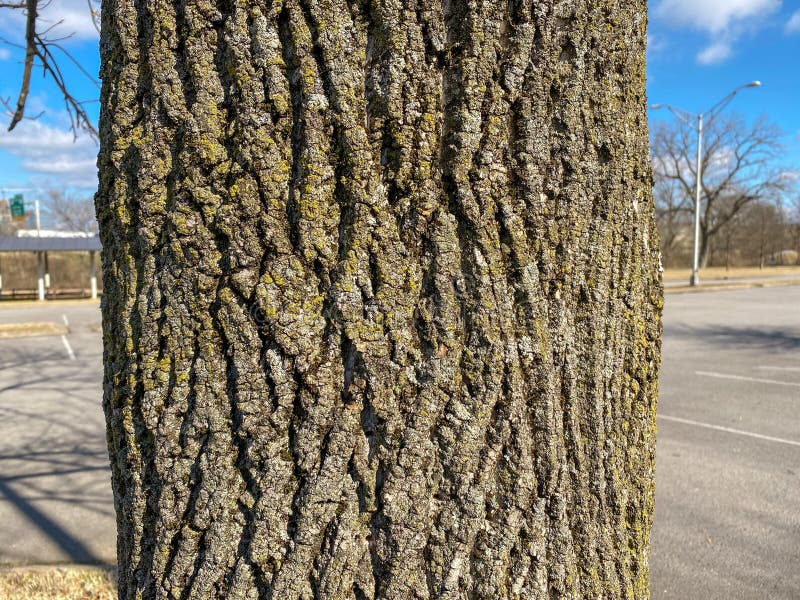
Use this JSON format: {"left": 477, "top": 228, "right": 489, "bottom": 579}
{"left": 7, "top": 0, "right": 37, "bottom": 131}
{"left": 33, "top": 34, "right": 99, "bottom": 137}
{"left": 87, "top": 0, "right": 100, "bottom": 34}
{"left": 2, "top": 0, "right": 99, "bottom": 138}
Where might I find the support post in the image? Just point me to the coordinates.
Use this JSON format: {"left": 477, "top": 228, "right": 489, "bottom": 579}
{"left": 90, "top": 251, "right": 98, "bottom": 300}
{"left": 44, "top": 251, "right": 50, "bottom": 289}
{"left": 690, "top": 113, "right": 703, "bottom": 287}
{"left": 37, "top": 252, "right": 45, "bottom": 301}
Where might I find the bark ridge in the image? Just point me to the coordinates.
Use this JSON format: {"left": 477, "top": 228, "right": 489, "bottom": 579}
{"left": 96, "top": 0, "right": 662, "bottom": 597}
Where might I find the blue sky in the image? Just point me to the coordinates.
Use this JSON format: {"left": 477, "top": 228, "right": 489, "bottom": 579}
{"left": 648, "top": 0, "right": 800, "bottom": 171}
{"left": 0, "top": 0, "right": 799, "bottom": 199}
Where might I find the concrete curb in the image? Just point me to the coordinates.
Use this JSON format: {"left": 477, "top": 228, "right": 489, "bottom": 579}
{"left": 665, "top": 278, "right": 800, "bottom": 294}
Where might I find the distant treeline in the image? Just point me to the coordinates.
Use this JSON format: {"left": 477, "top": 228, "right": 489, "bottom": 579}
{"left": 656, "top": 202, "right": 800, "bottom": 269}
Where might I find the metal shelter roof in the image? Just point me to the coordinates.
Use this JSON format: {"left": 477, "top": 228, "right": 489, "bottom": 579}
{"left": 0, "top": 236, "right": 101, "bottom": 252}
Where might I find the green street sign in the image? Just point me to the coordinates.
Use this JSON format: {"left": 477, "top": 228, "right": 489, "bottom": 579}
{"left": 9, "top": 194, "right": 24, "bottom": 220}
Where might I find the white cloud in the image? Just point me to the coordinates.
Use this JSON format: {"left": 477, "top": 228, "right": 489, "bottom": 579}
{"left": 655, "top": 0, "right": 780, "bottom": 32}
{"left": 0, "top": 0, "right": 98, "bottom": 43}
{"left": 697, "top": 41, "right": 733, "bottom": 65}
{"left": 654, "top": 0, "right": 781, "bottom": 64}
{"left": 0, "top": 48, "right": 10, "bottom": 61}
{"left": 787, "top": 11, "right": 800, "bottom": 33}
{"left": 647, "top": 34, "right": 668, "bottom": 54}
{"left": 0, "top": 119, "right": 98, "bottom": 190}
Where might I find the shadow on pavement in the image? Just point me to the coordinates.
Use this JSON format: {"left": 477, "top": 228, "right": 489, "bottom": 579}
{"left": 0, "top": 480, "right": 99, "bottom": 563}
{"left": 0, "top": 442, "right": 113, "bottom": 564}
{"left": 667, "top": 324, "right": 800, "bottom": 350}
{"left": 0, "top": 330, "right": 115, "bottom": 565}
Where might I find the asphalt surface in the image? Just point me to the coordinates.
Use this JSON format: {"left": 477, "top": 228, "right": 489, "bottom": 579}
{"left": 651, "top": 286, "right": 800, "bottom": 599}
{"left": 0, "top": 301, "right": 112, "bottom": 566}
{"left": 0, "top": 289, "right": 798, "bottom": 599}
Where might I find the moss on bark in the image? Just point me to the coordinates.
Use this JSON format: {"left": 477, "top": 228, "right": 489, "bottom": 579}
{"left": 96, "top": 0, "right": 662, "bottom": 597}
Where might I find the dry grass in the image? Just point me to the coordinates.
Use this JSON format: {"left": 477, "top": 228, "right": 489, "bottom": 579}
{"left": 0, "top": 298, "right": 100, "bottom": 310}
{"left": 662, "top": 265, "right": 800, "bottom": 282}
{"left": 0, "top": 567, "right": 116, "bottom": 600}
{"left": 0, "top": 322, "right": 68, "bottom": 338}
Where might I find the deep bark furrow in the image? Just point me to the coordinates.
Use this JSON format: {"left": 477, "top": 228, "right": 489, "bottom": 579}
{"left": 98, "top": 0, "right": 661, "bottom": 597}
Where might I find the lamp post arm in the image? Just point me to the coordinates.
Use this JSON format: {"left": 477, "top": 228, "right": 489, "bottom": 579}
{"left": 704, "top": 82, "right": 761, "bottom": 127}
{"left": 663, "top": 104, "right": 695, "bottom": 126}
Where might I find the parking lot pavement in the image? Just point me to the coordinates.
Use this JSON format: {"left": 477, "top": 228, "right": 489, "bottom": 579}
{"left": 651, "top": 286, "right": 800, "bottom": 599}
{"left": 0, "top": 301, "right": 113, "bottom": 565}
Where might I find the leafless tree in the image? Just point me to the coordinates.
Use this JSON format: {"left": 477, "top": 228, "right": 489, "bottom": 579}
{"left": 1, "top": 0, "right": 100, "bottom": 137}
{"left": 651, "top": 113, "right": 788, "bottom": 267}
{"left": 42, "top": 188, "right": 98, "bottom": 233}
{"left": 717, "top": 212, "right": 741, "bottom": 270}
{"left": 653, "top": 171, "right": 692, "bottom": 267}
{"left": 0, "top": 212, "right": 18, "bottom": 236}
{"left": 778, "top": 191, "right": 800, "bottom": 265}
{"left": 739, "top": 200, "right": 787, "bottom": 268}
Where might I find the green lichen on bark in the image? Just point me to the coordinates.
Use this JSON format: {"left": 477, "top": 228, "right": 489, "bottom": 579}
{"left": 96, "top": 0, "right": 662, "bottom": 597}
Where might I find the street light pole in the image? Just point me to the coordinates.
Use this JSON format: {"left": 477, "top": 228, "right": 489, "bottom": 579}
{"left": 691, "top": 113, "right": 703, "bottom": 286}
{"left": 651, "top": 81, "right": 761, "bottom": 286}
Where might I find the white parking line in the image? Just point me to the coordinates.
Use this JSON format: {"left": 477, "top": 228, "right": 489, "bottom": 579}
{"left": 659, "top": 414, "right": 800, "bottom": 448}
{"left": 695, "top": 370, "right": 800, "bottom": 388}
{"left": 61, "top": 335, "right": 76, "bottom": 361}
{"left": 62, "top": 314, "right": 69, "bottom": 327}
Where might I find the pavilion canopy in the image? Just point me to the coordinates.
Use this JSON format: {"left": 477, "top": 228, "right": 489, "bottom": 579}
{"left": 0, "top": 236, "right": 101, "bottom": 253}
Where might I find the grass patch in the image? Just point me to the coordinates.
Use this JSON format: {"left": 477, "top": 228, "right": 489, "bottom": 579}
{"left": 0, "top": 298, "right": 100, "bottom": 309}
{"left": 0, "top": 322, "right": 68, "bottom": 338}
{"left": 0, "top": 567, "right": 116, "bottom": 600}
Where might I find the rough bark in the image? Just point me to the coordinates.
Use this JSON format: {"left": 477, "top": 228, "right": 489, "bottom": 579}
{"left": 96, "top": 0, "right": 662, "bottom": 598}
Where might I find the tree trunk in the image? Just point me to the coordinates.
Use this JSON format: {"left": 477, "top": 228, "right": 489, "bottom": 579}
{"left": 724, "top": 228, "right": 731, "bottom": 271}
{"left": 794, "top": 224, "right": 800, "bottom": 265}
{"left": 96, "top": 0, "right": 661, "bottom": 598}
{"left": 698, "top": 227, "right": 710, "bottom": 269}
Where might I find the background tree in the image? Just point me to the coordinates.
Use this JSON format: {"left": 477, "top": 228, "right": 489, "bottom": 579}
{"left": 787, "top": 192, "right": 800, "bottom": 265}
{"left": 42, "top": 189, "right": 99, "bottom": 234}
{"left": 651, "top": 113, "right": 786, "bottom": 268}
{"left": 653, "top": 171, "right": 692, "bottom": 267}
{"left": 735, "top": 199, "right": 788, "bottom": 268}
{"left": 96, "top": 0, "right": 662, "bottom": 597}
{"left": 716, "top": 212, "right": 741, "bottom": 271}
{"left": 0, "top": 213, "right": 18, "bottom": 235}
